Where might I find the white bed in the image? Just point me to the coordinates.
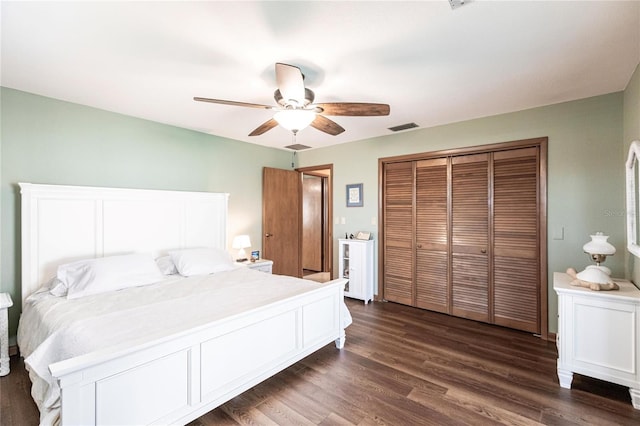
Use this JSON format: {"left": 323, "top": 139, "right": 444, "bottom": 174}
{"left": 17, "top": 183, "right": 349, "bottom": 426}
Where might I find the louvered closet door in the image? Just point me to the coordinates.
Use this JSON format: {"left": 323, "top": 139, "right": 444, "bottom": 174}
{"left": 451, "top": 154, "right": 489, "bottom": 322}
{"left": 415, "top": 158, "right": 449, "bottom": 313}
{"left": 493, "top": 147, "right": 540, "bottom": 333}
{"left": 383, "top": 161, "right": 414, "bottom": 305}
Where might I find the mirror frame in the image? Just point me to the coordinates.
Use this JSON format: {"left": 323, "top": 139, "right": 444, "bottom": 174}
{"left": 626, "top": 140, "right": 640, "bottom": 258}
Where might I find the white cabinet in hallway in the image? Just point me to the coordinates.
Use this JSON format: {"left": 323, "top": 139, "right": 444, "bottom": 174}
{"left": 339, "top": 239, "right": 374, "bottom": 304}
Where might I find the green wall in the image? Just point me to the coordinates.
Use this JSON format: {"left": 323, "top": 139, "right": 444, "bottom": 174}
{"left": 298, "top": 92, "right": 627, "bottom": 334}
{"left": 624, "top": 64, "right": 640, "bottom": 283}
{"left": 0, "top": 87, "right": 292, "bottom": 340}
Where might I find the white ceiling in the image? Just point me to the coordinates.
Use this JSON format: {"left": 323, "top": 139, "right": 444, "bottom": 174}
{"left": 2, "top": 1, "right": 639, "bottom": 151}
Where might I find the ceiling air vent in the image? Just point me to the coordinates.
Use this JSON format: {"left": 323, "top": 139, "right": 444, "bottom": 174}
{"left": 284, "top": 144, "right": 312, "bottom": 151}
{"left": 388, "top": 122, "right": 419, "bottom": 132}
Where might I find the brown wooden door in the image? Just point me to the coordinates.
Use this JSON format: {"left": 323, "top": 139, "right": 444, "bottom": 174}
{"left": 263, "top": 167, "right": 301, "bottom": 277}
{"left": 382, "top": 161, "right": 414, "bottom": 305}
{"left": 302, "top": 175, "right": 322, "bottom": 271}
{"left": 451, "top": 153, "right": 489, "bottom": 322}
{"left": 492, "top": 147, "right": 540, "bottom": 333}
{"left": 415, "top": 158, "right": 449, "bottom": 313}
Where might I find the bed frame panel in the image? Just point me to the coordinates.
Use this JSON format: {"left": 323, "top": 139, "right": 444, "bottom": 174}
{"left": 19, "top": 183, "right": 347, "bottom": 425}
{"left": 20, "top": 183, "right": 228, "bottom": 304}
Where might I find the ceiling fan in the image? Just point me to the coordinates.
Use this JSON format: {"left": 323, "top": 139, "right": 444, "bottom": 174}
{"left": 194, "top": 63, "right": 390, "bottom": 137}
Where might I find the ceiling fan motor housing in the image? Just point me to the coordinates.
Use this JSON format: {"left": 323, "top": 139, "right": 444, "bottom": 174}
{"left": 274, "top": 88, "right": 315, "bottom": 108}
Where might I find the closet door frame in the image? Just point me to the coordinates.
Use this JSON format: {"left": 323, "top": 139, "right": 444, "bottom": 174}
{"left": 378, "top": 137, "right": 548, "bottom": 340}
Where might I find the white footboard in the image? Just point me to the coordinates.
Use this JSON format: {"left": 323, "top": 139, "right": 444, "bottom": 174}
{"left": 50, "top": 279, "right": 347, "bottom": 426}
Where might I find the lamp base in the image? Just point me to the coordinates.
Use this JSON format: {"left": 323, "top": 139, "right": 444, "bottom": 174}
{"left": 235, "top": 248, "right": 248, "bottom": 263}
{"left": 585, "top": 264, "right": 612, "bottom": 276}
{"left": 576, "top": 265, "right": 612, "bottom": 284}
{"left": 567, "top": 267, "right": 619, "bottom": 291}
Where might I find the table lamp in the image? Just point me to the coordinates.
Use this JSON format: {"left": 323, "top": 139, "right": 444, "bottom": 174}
{"left": 577, "top": 232, "right": 616, "bottom": 284}
{"left": 232, "top": 235, "right": 251, "bottom": 262}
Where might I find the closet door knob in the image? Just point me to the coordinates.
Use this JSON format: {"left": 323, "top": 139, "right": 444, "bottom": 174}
{"left": 417, "top": 244, "right": 423, "bottom": 249}
{"left": 265, "top": 233, "right": 273, "bottom": 237}
{"left": 481, "top": 249, "right": 487, "bottom": 254}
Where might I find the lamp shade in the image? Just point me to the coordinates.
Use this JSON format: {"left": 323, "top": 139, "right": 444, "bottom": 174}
{"left": 232, "top": 235, "right": 251, "bottom": 249}
{"left": 583, "top": 232, "right": 616, "bottom": 255}
{"left": 274, "top": 109, "right": 316, "bottom": 132}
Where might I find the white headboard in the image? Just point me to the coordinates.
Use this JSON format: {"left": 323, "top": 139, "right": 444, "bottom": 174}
{"left": 20, "top": 183, "right": 229, "bottom": 303}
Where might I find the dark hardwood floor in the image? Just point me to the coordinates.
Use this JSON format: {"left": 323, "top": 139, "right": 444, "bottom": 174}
{"left": 3, "top": 299, "right": 640, "bottom": 425}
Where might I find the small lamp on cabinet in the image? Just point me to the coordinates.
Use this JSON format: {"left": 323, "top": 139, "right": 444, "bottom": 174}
{"left": 232, "top": 235, "right": 251, "bottom": 262}
{"left": 577, "top": 232, "right": 616, "bottom": 283}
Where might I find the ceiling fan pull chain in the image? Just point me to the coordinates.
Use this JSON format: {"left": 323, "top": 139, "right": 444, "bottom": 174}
{"left": 291, "top": 131, "right": 298, "bottom": 168}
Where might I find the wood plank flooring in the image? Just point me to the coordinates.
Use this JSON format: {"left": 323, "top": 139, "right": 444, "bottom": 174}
{"left": 3, "top": 299, "right": 640, "bottom": 425}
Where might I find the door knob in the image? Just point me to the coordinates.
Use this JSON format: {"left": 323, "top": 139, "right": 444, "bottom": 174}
{"left": 265, "top": 233, "right": 273, "bottom": 237}
{"left": 481, "top": 249, "right": 487, "bottom": 254}
{"left": 417, "top": 244, "right": 423, "bottom": 249}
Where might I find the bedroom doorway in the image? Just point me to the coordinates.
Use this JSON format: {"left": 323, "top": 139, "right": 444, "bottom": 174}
{"left": 299, "top": 165, "right": 333, "bottom": 282}
{"left": 262, "top": 165, "right": 333, "bottom": 280}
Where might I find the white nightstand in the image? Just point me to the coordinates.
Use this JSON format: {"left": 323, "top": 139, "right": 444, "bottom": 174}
{"left": 0, "top": 293, "right": 13, "bottom": 376}
{"left": 237, "top": 259, "right": 273, "bottom": 274}
{"left": 554, "top": 272, "right": 640, "bottom": 409}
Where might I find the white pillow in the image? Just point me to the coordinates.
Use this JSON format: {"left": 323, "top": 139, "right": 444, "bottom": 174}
{"left": 155, "top": 255, "right": 178, "bottom": 275}
{"left": 169, "top": 247, "right": 234, "bottom": 277}
{"left": 57, "top": 253, "right": 165, "bottom": 299}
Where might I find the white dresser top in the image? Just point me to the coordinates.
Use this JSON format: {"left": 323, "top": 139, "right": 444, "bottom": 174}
{"left": 553, "top": 272, "right": 640, "bottom": 302}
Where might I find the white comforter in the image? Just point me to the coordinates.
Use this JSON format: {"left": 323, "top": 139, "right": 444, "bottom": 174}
{"left": 17, "top": 267, "right": 352, "bottom": 426}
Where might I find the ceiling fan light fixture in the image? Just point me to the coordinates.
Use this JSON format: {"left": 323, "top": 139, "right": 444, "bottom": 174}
{"left": 274, "top": 109, "right": 316, "bottom": 133}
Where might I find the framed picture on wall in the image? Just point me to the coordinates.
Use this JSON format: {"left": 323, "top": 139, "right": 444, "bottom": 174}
{"left": 346, "top": 183, "right": 363, "bottom": 207}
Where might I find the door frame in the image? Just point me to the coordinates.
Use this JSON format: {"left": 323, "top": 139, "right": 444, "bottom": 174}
{"left": 297, "top": 164, "right": 334, "bottom": 278}
{"left": 378, "top": 137, "right": 548, "bottom": 340}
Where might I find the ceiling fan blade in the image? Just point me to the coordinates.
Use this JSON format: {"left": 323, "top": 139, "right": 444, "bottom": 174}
{"left": 194, "top": 97, "right": 274, "bottom": 110}
{"left": 249, "top": 118, "right": 279, "bottom": 136}
{"left": 314, "top": 102, "right": 390, "bottom": 116}
{"left": 310, "top": 115, "right": 345, "bottom": 136}
{"left": 275, "top": 63, "right": 306, "bottom": 106}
